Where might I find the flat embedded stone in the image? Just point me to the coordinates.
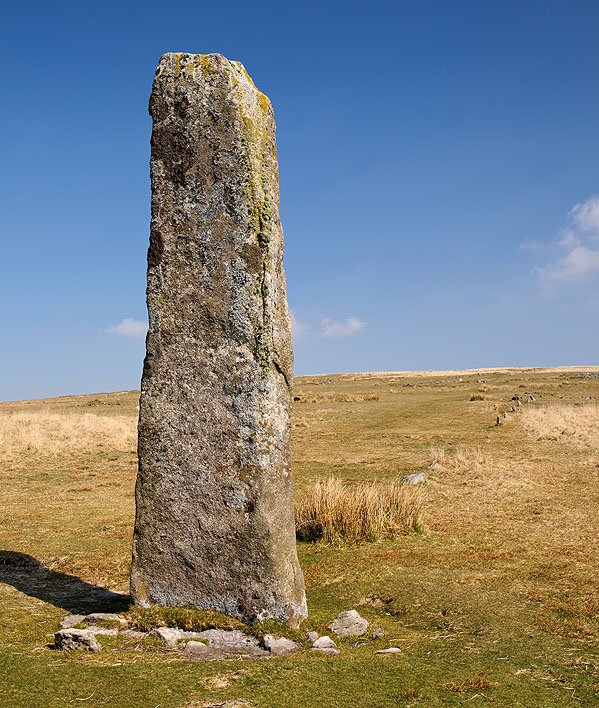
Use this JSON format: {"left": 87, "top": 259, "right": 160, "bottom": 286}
{"left": 376, "top": 647, "right": 402, "bottom": 654}
{"left": 85, "top": 625, "right": 118, "bottom": 636}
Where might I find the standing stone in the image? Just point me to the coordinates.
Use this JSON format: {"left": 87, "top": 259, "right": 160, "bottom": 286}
{"left": 130, "top": 53, "right": 306, "bottom": 627}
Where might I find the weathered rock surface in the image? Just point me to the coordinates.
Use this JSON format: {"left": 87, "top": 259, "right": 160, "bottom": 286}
{"left": 54, "top": 629, "right": 102, "bottom": 652}
{"left": 401, "top": 472, "right": 425, "bottom": 485}
{"left": 130, "top": 52, "right": 306, "bottom": 627}
{"left": 312, "top": 635, "right": 336, "bottom": 649}
{"left": 306, "top": 631, "right": 319, "bottom": 642}
{"left": 328, "top": 610, "right": 369, "bottom": 638}
{"left": 85, "top": 625, "right": 118, "bottom": 636}
{"left": 150, "top": 626, "right": 182, "bottom": 647}
{"left": 183, "top": 640, "right": 210, "bottom": 656}
{"left": 262, "top": 634, "right": 299, "bottom": 656}
{"left": 60, "top": 614, "right": 85, "bottom": 629}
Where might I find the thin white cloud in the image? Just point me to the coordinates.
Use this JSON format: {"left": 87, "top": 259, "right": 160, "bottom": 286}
{"left": 558, "top": 229, "right": 580, "bottom": 248}
{"left": 519, "top": 239, "right": 544, "bottom": 251}
{"left": 533, "top": 195, "right": 599, "bottom": 287}
{"left": 290, "top": 310, "right": 310, "bottom": 339}
{"left": 569, "top": 196, "right": 599, "bottom": 233}
{"left": 105, "top": 318, "right": 148, "bottom": 340}
{"left": 322, "top": 316, "right": 366, "bottom": 337}
{"left": 537, "top": 246, "right": 599, "bottom": 283}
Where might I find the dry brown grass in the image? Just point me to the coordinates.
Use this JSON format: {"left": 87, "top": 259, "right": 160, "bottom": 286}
{"left": 430, "top": 445, "right": 487, "bottom": 470}
{"left": 294, "top": 476, "right": 423, "bottom": 543}
{"left": 294, "top": 392, "right": 379, "bottom": 404}
{"left": 0, "top": 410, "right": 137, "bottom": 460}
{"left": 521, "top": 404, "right": 599, "bottom": 448}
{"left": 443, "top": 677, "right": 493, "bottom": 693}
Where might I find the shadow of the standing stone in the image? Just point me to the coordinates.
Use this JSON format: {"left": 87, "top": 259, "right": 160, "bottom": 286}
{"left": 0, "top": 551, "right": 130, "bottom": 614}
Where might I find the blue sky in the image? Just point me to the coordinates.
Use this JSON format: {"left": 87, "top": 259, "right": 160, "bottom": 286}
{"left": 2, "top": 0, "right": 598, "bottom": 400}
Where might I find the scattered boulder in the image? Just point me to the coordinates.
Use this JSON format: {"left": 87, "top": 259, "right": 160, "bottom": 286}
{"left": 306, "top": 631, "right": 319, "bottom": 642}
{"left": 263, "top": 634, "right": 300, "bottom": 656}
{"left": 371, "top": 629, "right": 385, "bottom": 639}
{"left": 150, "top": 626, "right": 181, "bottom": 647}
{"left": 54, "top": 629, "right": 102, "bottom": 652}
{"left": 329, "top": 610, "right": 369, "bottom": 638}
{"left": 401, "top": 472, "right": 425, "bottom": 485}
{"left": 376, "top": 647, "right": 402, "bottom": 654}
{"left": 312, "top": 635, "right": 336, "bottom": 649}
{"left": 60, "top": 614, "right": 85, "bottom": 629}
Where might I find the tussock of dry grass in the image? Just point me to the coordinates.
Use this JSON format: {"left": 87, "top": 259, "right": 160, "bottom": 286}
{"left": 443, "top": 677, "right": 493, "bottom": 693}
{"left": 294, "top": 393, "right": 379, "bottom": 404}
{"left": 0, "top": 410, "right": 136, "bottom": 460}
{"left": 430, "top": 445, "right": 487, "bottom": 470}
{"left": 521, "top": 404, "right": 599, "bottom": 448}
{"left": 295, "top": 476, "right": 423, "bottom": 543}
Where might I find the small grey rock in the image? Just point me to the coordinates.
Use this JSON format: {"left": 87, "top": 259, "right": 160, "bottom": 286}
{"left": 401, "top": 472, "right": 425, "bottom": 485}
{"left": 150, "top": 626, "right": 181, "bottom": 647}
{"left": 306, "top": 631, "right": 319, "bottom": 642}
{"left": 263, "top": 634, "right": 300, "bottom": 656}
{"left": 312, "top": 635, "right": 336, "bottom": 649}
{"left": 371, "top": 629, "right": 385, "bottom": 639}
{"left": 183, "top": 640, "right": 209, "bottom": 656}
{"left": 376, "top": 647, "right": 402, "bottom": 654}
{"left": 60, "top": 614, "right": 85, "bottom": 629}
{"left": 329, "top": 610, "right": 369, "bottom": 638}
{"left": 54, "top": 629, "right": 102, "bottom": 652}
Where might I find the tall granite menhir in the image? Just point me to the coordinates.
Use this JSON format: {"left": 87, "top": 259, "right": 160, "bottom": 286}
{"left": 130, "top": 53, "right": 307, "bottom": 626}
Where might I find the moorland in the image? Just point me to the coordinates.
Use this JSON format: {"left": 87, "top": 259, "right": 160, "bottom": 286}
{"left": 1, "top": 366, "right": 598, "bottom": 707}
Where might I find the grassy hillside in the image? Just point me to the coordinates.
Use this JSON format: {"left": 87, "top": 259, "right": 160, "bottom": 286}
{"left": 1, "top": 367, "right": 598, "bottom": 707}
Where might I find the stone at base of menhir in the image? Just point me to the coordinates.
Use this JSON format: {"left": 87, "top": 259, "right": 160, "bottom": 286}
{"left": 54, "top": 629, "right": 102, "bottom": 652}
{"left": 262, "top": 634, "right": 299, "bottom": 656}
{"left": 328, "top": 610, "right": 369, "bottom": 637}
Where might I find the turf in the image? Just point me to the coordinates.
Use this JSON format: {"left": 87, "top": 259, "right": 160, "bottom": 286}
{"left": 1, "top": 367, "right": 598, "bottom": 707}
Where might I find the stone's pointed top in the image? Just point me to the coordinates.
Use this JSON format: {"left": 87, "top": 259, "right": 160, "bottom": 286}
{"left": 154, "top": 52, "right": 261, "bottom": 94}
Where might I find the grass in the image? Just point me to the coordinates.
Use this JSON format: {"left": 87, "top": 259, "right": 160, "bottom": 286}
{"left": 294, "top": 476, "right": 423, "bottom": 542}
{"left": 1, "top": 367, "right": 599, "bottom": 707}
{"left": 521, "top": 403, "right": 599, "bottom": 448}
